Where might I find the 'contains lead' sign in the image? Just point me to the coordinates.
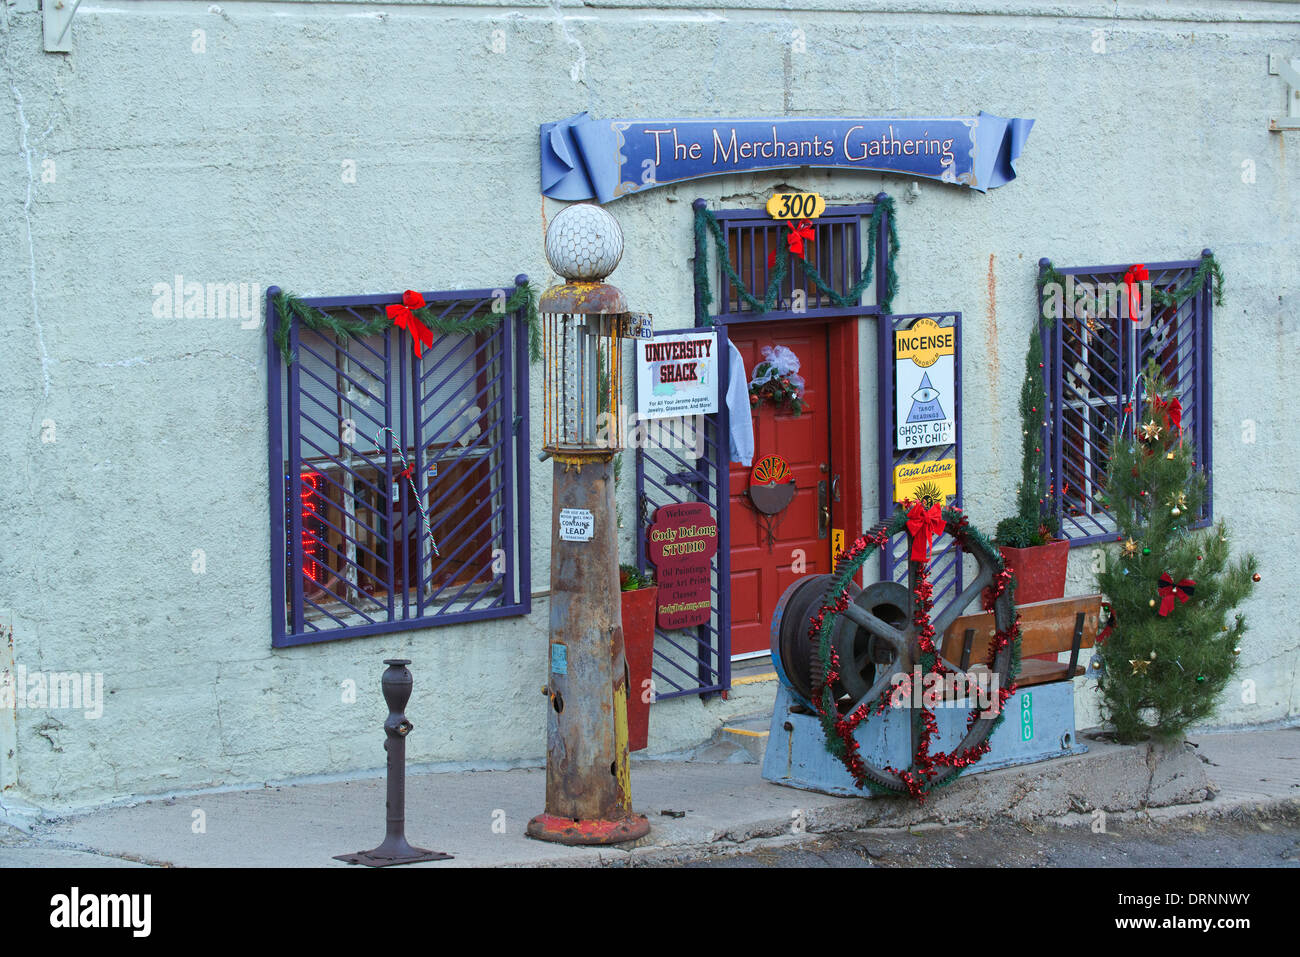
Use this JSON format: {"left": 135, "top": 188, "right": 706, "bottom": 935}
{"left": 645, "top": 502, "right": 719, "bottom": 630}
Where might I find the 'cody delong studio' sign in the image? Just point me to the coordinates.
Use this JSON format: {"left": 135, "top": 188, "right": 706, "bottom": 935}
{"left": 541, "top": 112, "right": 1034, "bottom": 203}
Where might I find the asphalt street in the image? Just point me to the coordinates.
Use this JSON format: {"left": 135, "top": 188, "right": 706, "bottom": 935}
{"left": 683, "top": 808, "right": 1300, "bottom": 867}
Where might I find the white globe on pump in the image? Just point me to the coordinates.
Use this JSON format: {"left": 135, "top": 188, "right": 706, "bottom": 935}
{"left": 544, "top": 203, "right": 625, "bottom": 281}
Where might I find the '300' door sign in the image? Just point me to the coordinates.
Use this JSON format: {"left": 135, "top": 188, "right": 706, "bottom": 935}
{"left": 645, "top": 502, "right": 719, "bottom": 629}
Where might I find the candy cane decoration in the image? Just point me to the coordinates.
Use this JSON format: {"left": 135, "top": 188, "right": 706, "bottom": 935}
{"left": 376, "top": 427, "right": 440, "bottom": 557}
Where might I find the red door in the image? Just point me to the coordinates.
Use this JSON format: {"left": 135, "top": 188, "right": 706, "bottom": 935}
{"left": 728, "top": 321, "right": 833, "bottom": 658}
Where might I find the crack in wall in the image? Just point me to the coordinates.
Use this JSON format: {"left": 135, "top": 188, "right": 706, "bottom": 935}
{"left": 64, "top": 350, "right": 260, "bottom": 375}
{"left": 548, "top": 0, "right": 587, "bottom": 85}
{"left": 2, "top": 5, "right": 60, "bottom": 403}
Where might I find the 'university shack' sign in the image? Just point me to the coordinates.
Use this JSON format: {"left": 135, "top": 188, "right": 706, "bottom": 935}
{"left": 636, "top": 332, "right": 719, "bottom": 420}
{"left": 541, "top": 113, "right": 1034, "bottom": 202}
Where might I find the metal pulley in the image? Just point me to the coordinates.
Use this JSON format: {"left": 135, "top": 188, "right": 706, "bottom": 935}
{"left": 769, "top": 515, "right": 1018, "bottom": 795}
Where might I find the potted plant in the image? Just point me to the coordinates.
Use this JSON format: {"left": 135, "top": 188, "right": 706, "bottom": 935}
{"left": 619, "top": 564, "right": 658, "bottom": 753}
{"left": 994, "top": 312, "right": 1068, "bottom": 605}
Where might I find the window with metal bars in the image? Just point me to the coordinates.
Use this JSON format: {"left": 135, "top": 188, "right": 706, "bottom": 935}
{"left": 1040, "top": 256, "right": 1214, "bottom": 546}
{"left": 704, "top": 202, "right": 886, "bottom": 322}
{"left": 266, "top": 283, "right": 532, "bottom": 647}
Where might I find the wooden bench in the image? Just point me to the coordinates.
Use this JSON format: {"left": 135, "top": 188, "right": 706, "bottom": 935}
{"left": 940, "top": 594, "right": 1104, "bottom": 687}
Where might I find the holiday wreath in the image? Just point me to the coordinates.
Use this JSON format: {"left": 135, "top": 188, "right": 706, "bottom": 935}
{"left": 809, "top": 505, "right": 1023, "bottom": 800}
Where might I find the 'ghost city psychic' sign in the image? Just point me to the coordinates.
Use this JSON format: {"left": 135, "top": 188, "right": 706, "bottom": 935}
{"left": 541, "top": 113, "right": 1034, "bottom": 202}
{"left": 645, "top": 503, "right": 719, "bottom": 630}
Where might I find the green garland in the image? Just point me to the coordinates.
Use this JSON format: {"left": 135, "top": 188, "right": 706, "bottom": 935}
{"left": 1152, "top": 254, "right": 1225, "bottom": 310}
{"left": 693, "top": 195, "right": 900, "bottom": 320}
{"left": 1037, "top": 251, "right": 1224, "bottom": 325}
{"left": 274, "top": 282, "right": 542, "bottom": 365}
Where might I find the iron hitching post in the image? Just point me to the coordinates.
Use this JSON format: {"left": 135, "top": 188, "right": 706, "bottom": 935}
{"left": 334, "top": 659, "right": 452, "bottom": 866}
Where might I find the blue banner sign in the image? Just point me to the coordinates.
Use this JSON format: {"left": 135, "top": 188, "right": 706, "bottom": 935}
{"left": 541, "top": 112, "right": 1033, "bottom": 203}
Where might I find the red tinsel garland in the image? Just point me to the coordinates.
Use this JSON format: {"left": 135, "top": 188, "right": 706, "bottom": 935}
{"left": 809, "top": 506, "right": 1022, "bottom": 801}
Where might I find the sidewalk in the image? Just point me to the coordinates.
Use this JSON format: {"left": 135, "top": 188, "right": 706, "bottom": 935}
{"left": 1, "top": 725, "right": 1296, "bottom": 868}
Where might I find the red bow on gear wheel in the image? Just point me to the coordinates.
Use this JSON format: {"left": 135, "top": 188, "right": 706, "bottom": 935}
{"left": 1157, "top": 573, "right": 1196, "bottom": 617}
{"left": 906, "top": 501, "right": 945, "bottom": 564}
{"left": 1124, "top": 263, "right": 1149, "bottom": 323}
{"left": 387, "top": 289, "right": 435, "bottom": 358}
{"left": 768, "top": 219, "right": 816, "bottom": 269}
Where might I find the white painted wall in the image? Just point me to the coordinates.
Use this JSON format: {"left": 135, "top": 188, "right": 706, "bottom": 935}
{"left": 0, "top": 0, "right": 1295, "bottom": 809}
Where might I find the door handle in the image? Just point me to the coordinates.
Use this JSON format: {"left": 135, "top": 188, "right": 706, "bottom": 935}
{"left": 817, "top": 480, "right": 829, "bottom": 539}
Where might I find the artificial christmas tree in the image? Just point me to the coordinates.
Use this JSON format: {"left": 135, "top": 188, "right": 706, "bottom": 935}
{"left": 1094, "top": 360, "right": 1258, "bottom": 743}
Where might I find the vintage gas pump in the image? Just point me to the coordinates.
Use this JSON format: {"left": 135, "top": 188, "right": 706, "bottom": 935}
{"left": 526, "top": 204, "right": 650, "bottom": 845}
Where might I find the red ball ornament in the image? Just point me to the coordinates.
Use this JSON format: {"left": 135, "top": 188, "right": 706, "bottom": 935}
{"left": 1253, "top": 573, "right": 1261, "bottom": 582}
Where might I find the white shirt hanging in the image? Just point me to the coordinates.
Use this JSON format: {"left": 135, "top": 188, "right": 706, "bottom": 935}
{"left": 726, "top": 340, "right": 754, "bottom": 466}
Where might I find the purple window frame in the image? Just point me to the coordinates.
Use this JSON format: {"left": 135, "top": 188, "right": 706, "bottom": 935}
{"left": 1040, "top": 253, "right": 1215, "bottom": 547}
{"left": 266, "top": 278, "right": 532, "bottom": 647}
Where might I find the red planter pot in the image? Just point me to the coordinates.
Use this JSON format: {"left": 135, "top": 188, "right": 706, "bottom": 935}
{"left": 998, "top": 540, "right": 1071, "bottom": 662}
{"left": 998, "top": 539, "right": 1071, "bottom": 604}
{"left": 621, "top": 585, "right": 658, "bottom": 753}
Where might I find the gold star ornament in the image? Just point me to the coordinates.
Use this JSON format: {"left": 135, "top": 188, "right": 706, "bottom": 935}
{"left": 1121, "top": 538, "right": 1139, "bottom": 558}
{"left": 1129, "top": 658, "right": 1151, "bottom": 675}
{"left": 1141, "top": 420, "right": 1163, "bottom": 441}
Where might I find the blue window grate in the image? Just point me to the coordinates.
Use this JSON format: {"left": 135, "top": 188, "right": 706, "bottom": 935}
{"left": 1040, "top": 256, "right": 1214, "bottom": 547}
{"left": 266, "top": 281, "right": 532, "bottom": 647}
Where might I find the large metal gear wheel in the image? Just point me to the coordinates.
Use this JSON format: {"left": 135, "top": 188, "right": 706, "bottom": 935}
{"left": 771, "top": 514, "right": 1018, "bottom": 795}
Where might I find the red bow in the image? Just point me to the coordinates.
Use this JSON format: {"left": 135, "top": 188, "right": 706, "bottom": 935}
{"left": 1124, "top": 264, "right": 1149, "bottom": 323}
{"left": 1152, "top": 394, "right": 1184, "bottom": 446}
{"left": 1165, "top": 397, "right": 1183, "bottom": 447}
{"left": 767, "top": 219, "right": 816, "bottom": 269}
{"left": 906, "top": 501, "right": 945, "bottom": 564}
{"left": 1157, "top": 573, "right": 1195, "bottom": 617}
{"left": 386, "top": 290, "right": 434, "bottom": 358}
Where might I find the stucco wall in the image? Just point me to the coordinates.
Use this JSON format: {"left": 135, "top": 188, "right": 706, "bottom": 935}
{"left": 0, "top": 0, "right": 1296, "bottom": 809}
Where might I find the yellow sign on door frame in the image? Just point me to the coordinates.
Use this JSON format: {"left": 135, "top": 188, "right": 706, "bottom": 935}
{"left": 894, "top": 317, "right": 955, "bottom": 369}
{"left": 893, "top": 459, "right": 957, "bottom": 503}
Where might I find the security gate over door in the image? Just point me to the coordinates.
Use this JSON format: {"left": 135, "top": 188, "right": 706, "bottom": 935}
{"left": 635, "top": 325, "right": 731, "bottom": 699}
